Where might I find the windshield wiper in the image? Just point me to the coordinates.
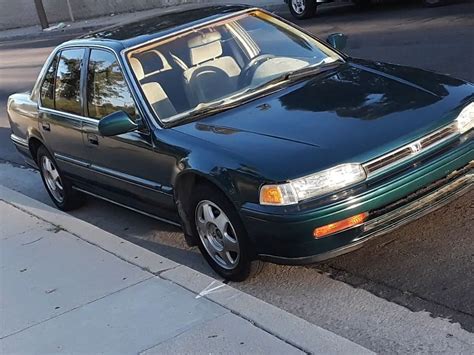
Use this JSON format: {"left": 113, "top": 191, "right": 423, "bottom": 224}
{"left": 165, "top": 60, "right": 343, "bottom": 126}
{"left": 239, "top": 60, "right": 343, "bottom": 97}
{"left": 286, "top": 59, "right": 343, "bottom": 81}
{"left": 165, "top": 99, "right": 229, "bottom": 125}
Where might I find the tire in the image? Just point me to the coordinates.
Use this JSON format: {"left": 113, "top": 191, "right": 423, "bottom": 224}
{"left": 37, "top": 145, "right": 84, "bottom": 211}
{"left": 288, "top": 0, "right": 317, "bottom": 20}
{"left": 189, "top": 184, "right": 263, "bottom": 281}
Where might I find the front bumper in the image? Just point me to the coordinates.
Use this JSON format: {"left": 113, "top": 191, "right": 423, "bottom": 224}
{"left": 241, "top": 141, "right": 473, "bottom": 264}
{"left": 264, "top": 164, "right": 471, "bottom": 264}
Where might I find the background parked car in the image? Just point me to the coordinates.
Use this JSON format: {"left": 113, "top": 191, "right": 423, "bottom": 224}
{"left": 285, "top": 0, "right": 448, "bottom": 19}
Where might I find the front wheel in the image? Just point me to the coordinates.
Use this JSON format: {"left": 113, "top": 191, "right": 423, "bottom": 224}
{"left": 190, "top": 185, "right": 263, "bottom": 281}
{"left": 289, "top": 0, "right": 317, "bottom": 19}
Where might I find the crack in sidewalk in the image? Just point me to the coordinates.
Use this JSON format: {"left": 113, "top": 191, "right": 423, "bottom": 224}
{"left": 20, "top": 236, "right": 43, "bottom": 246}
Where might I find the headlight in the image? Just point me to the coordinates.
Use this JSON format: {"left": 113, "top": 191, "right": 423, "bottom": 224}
{"left": 455, "top": 102, "right": 474, "bottom": 134}
{"left": 260, "top": 163, "right": 367, "bottom": 205}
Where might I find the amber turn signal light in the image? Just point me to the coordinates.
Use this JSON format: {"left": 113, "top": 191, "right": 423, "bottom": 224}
{"left": 314, "top": 212, "right": 369, "bottom": 239}
{"left": 260, "top": 185, "right": 283, "bottom": 205}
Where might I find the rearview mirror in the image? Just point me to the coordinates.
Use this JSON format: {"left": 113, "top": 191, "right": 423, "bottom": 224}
{"left": 326, "top": 33, "right": 347, "bottom": 51}
{"left": 98, "top": 111, "right": 138, "bottom": 137}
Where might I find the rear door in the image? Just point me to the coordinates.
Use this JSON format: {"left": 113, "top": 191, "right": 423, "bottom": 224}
{"left": 80, "top": 48, "right": 178, "bottom": 222}
{"left": 38, "top": 48, "right": 89, "bottom": 179}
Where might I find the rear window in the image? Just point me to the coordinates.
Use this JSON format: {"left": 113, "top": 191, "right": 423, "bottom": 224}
{"left": 55, "top": 49, "right": 85, "bottom": 115}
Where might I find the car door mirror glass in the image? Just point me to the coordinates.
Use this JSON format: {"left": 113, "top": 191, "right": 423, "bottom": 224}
{"left": 98, "top": 111, "right": 138, "bottom": 137}
{"left": 326, "top": 33, "right": 347, "bottom": 51}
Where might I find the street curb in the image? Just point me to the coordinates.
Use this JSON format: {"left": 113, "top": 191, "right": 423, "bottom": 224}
{"left": 0, "top": 185, "right": 373, "bottom": 354}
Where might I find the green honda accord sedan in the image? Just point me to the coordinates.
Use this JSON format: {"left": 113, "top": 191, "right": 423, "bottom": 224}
{"left": 7, "top": 5, "right": 473, "bottom": 281}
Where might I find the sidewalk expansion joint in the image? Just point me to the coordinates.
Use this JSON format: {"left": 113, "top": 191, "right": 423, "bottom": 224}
{"left": 158, "top": 273, "right": 311, "bottom": 355}
{"left": 136, "top": 313, "right": 231, "bottom": 355}
{"left": 1, "top": 198, "right": 175, "bottom": 276}
{"left": 228, "top": 309, "right": 311, "bottom": 355}
{"left": 0, "top": 276, "right": 154, "bottom": 341}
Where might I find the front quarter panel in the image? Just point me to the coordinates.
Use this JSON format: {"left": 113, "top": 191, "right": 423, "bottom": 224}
{"left": 154, "top": 128, "right": 257, "bottom": 209}
{"left": 168, "top": 121, "right": 327, "bottom": 209}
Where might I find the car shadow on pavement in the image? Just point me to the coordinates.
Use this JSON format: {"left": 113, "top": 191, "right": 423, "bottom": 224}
{"left": 71, "top": 194, "right": 221, "bottom": 279}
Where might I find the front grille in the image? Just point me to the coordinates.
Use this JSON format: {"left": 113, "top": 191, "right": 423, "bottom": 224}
{"left": 368, "top": 163, "right": 472, "bottom": 220}
{"left": 420, "top": 125, "right": 457, "bottom": 149}
{"left": 364, "top": 147, "right": 412, "bottom": 174}
{"left": 363, "top": 123, "right": 458, "bottom": 176}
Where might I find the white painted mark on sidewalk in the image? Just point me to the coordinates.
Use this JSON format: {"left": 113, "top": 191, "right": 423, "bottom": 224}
{"left": 195, "top": 280, "right": 226, "bottom": 299}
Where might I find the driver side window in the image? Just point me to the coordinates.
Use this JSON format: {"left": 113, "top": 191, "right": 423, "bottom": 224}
{"left": 87, "top": 49, "right": 138, "bottom": 120}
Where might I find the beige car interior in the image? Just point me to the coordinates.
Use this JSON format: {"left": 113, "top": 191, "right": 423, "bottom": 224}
{"left": 130, "top": 56, "right": 178, "bottom": 119}
{"left": 126, "top": 12, "right": 336, "bottom": 121}
{"left": 183, "top": 31, "right": 241, "bottom": 106}
{"left": 130, "top": 29, "right": 244, "bottom": 119}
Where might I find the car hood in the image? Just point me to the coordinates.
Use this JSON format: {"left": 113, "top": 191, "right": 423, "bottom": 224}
{"left": 173, "top": 59, "right": 473, "bottom": 180}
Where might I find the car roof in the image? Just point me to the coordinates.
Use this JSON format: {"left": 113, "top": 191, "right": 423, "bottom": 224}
{"left": 67, "top": 4, "right": 252, "bottom": 50}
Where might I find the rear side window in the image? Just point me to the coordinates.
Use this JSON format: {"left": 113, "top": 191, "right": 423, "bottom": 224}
{"left": 40, "top": 54, "right": 58, "bottom": 109}
{"left": 55, "top": 49, "right": 85, "bottom": 115}
{"left": 87, "top": 49, "right": 137, "bottom": 120}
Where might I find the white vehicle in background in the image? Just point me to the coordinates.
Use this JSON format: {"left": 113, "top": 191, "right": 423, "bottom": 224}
{"left": 285, "top": 0, "right": 447, "bottom": 19}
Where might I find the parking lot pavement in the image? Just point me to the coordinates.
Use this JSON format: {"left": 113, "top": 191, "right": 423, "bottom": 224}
{"left": 1, "top": 186, "right": 371, "bottom": 354}
{"left": 0, "top": 1, "right": 473, "bottom": 353}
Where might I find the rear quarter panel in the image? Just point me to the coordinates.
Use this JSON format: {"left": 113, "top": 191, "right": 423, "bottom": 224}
{"left": 7, "top": 92, "right": 42, "bottom": 158}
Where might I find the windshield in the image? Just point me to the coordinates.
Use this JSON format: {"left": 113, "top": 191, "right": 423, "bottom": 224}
{"left": 126, "top": 10, "right": 342, "bottom": 123}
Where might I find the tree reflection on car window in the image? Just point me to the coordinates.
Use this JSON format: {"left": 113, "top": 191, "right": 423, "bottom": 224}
{"left": 87, "top": 49, "right": 137, "bottom": 120}
{"left": 55, "top": 49, "right": 84, "bottom": 115}
{"left": 40, "top": 54, "right": 59, "bottom": 109}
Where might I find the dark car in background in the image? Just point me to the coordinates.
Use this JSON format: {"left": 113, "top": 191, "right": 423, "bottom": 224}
{"left": 285, "top": 0, "right": 448, "bottom": 19}
{"left": 7, "top": 5, "right": 473, "bottom": 281}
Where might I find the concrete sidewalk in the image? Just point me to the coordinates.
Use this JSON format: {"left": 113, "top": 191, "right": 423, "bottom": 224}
{"left": 0, "top": 185, "right": 372, "bottom": 354}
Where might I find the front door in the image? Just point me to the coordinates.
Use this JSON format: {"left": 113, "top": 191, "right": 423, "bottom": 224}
{"left": 79, "top": 48, "right": 178, "bottom": 223}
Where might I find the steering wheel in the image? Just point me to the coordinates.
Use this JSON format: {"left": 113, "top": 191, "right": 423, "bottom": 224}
{"left": 239, "top": 54, "right": 275, "bottom": 87}
{"left": 189, "top": 65, "right": 233, "bottom": 103}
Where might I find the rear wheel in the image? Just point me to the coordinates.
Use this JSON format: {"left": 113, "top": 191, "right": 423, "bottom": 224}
{"left": 289, "top": 0, "right": 317, "bottom": 19}
{"left": 37, "top": 146, "right": 84, "bottom": 211}
{"left": 190, "top": 184, "right": 263, "bottom": 281}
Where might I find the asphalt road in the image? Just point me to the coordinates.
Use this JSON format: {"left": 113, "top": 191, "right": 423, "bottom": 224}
{"left": 1, "top": 1, "right": 473, "bottom": 352}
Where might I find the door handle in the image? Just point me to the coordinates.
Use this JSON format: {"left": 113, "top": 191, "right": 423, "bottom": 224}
{"left": 42, "top": 122, "right": 50, "bottom": 131}
{"left": 87, "top": 133, "right": 99, "bottom": 145}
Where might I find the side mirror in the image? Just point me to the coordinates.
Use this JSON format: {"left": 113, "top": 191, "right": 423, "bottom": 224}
{"left": 98, "top": 111, "right": 138, "bottom": 137}
{"left": 326, "top": 33, "right": 347, "bottom": 51}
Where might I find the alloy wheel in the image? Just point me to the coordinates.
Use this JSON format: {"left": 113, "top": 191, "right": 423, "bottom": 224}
{"left": 291, "top": 0, "right": 306, "bottom": 14}
{"left": 41, "top": 155, "right": 64, "bottom": 203}
{"left": 195, "top": 200, "right": 240, "bottom": 270}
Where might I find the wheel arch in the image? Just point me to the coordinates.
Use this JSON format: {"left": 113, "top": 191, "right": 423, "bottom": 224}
{"left": 173, "top": 169, "right": 242, "bottom": 240}
{"left": 28, "top": 136, "right": 45, "bottom": 164}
